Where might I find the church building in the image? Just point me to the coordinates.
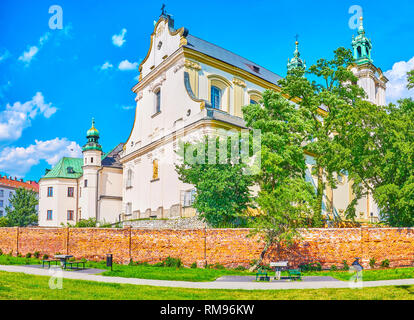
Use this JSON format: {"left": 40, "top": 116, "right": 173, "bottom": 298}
{"left": 38, "top": 12, "right": 388, "bottom": 226}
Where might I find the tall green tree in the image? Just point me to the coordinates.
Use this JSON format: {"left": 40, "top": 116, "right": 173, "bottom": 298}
{"left": 278, "top": 48, "right": 365, "bottom": 221}
{"left": 176, "top": 135, "right": 254, "bottom": 227}
{"left": 325, "top": 70, "right": 414, "bottom": 226}
{"left": 243, "top": 90, "right": 316, "bottom": 270}
{"left": 5, "top": 188, "right": 38, "bottom": 227}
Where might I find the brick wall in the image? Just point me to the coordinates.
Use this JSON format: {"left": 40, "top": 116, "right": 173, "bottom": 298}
{"left": 0, "top": 227, "right": 413, "bottom": 269}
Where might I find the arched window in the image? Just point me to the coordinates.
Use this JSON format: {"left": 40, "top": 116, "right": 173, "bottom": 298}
{"left": 211, "top": 86, "right": 221, "bottom": 109}
{"left": 208, "top": 75, "right": 231, "bottom": 112}
{"left": 248, "top": 90, "right": 262, "bottom": 105}
{"left": 357, "top": 46, "right": 362, "bottom": 58}
{"left": 126, "top": 169, "right": 133, "bottom": 188}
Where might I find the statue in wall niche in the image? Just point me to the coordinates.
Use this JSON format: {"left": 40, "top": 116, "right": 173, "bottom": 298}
{"left": 153, "top": 159, "right": 159, "bottom": 180}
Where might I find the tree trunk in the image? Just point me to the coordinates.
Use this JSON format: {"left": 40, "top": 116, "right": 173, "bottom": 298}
{"left": 314, "top": 164, "right": 324, "bottom": 227}
{"left": 248, "top": 239, "right": 272, "bottom": 272}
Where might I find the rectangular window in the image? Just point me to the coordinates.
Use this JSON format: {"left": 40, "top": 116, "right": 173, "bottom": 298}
{"left": 47, "top": 187, "right": 53, "bottom": 197}
{"left": 67, "top": 210, "right": 74, "bottom": 221}
{"left": 0, "top": 190, "right": 3, "bottom": 197}
{"left": 0, "top": 200, "right": 3, "bottom": 208}
{"left": 155, "top": 90, "right": 161, "bottom": 113}
{"left": 84, "top": 179, "right": 88, "bottom": 187}
{"left": 211, "top": 86, "right": 221, "bottom": 109}
{"left": 67, "top": 187, "right": 74, "bottom": 197}
{"left": 47, "top": 210, "right": 53, "bottom": 220}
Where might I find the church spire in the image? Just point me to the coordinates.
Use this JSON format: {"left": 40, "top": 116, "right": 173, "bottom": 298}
{"left": 83, "top": 118, "right": 102, "bottom": 152}
{"left": 352, "top": 16, "right": 373, "bottom": 65}
{"left": 287, "top": 38, "right": 306, "bottom": 72}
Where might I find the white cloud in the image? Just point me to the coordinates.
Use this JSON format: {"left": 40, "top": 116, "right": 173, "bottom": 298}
{"left": 0, "top": 50, "right": 11, "bottom": 63}
{"left": 384, "top": 56, "right": 414, "bottom": 103}
{"left": 100, "top": 61, "right": 113, "bottom": 70}
{"left": 0, "top": 92, "right": 57, "bottom": 142}
{"left": 112, "top": 28, "right": 127, "bottom": 47}
{"left": 18, "top": 32, "right": 51, "bottom": 66}
{"left": 0, "top": 138, "right": 82, "bottom": 178}
{"left": 118, "top": 59, "right": 138, "bottom": 71}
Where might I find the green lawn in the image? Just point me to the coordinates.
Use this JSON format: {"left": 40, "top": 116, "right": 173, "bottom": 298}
{"left": 1, "top": 271, "right": 414, "bottom": 300}
{"left": 1, "top": 254, "right": 414, "bottom": 282}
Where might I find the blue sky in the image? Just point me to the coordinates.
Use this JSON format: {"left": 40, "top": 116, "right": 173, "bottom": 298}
{"left": 0, "top": 0, "right": 413, "bottom": 181}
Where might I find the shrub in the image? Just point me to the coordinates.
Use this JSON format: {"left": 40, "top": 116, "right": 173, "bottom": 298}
{"left": 299, "top": 262, "right": 322, "bottom": 272}
{"left": 33, "top": 251, "right": 40, "bottom": 259}
{"left": 330, "top": 264, "right": 337, "bottom": 271}
{"left": 42, "top": 254, "right": 49, "bottom": 260}
{"left": 153, "top": 262, "right": 164, "bottom": 267}
{"left": 190, "top": 262, "right": 197, "bottom": 269}
{"left": 234, "top": 265, "right": 246, "bottom": 271}
{"left": 25, "top": 253, "right": 32, "bottom": 258}
{"left": 342, "top": 260, "right": 349, "bottom": 271}
{"left": 17, "top": 253, "right": 22, "bottom": 257}
{"left": 212, "top": 263, "right": 225, "bottom": 270}
{"left": 0, "top": 249, "right": 3, "bottom": 256}
{"left": 369, "top": 258, "right": 376, "bottom": 269}
{"left": 380, "top": 259, "right": 390, "bottom": 268}
{"left": 163, "top": 257, "right": 182, "bottom": 268}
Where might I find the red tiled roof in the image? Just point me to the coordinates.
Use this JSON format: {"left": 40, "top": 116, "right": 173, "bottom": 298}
{"left": 0, "top": 176, "right": 39, "bottom": 193}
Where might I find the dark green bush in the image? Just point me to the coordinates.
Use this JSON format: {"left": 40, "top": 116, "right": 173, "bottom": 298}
{"left": 369, "top": 258, "right": 376, "bottom": 268}
{"left": 163, "top": 257, "right": 182, "bottom": 268}
{"left": 342, "top": 260, "right": 349, "bottom": 271}
{"left": 42, "top": 254, "right": 49, "bottom": 260}
{"left": 381, "top": 259, "right": 390, "bottom": 268}
{"left": 25, "top": 253, "right": 31, "bottom": 258}
{"left": 299, "top": 262, "right": 322, "bottom": 272}
{"left": 0, "top": 249, "right": 3, "bottom": 256}
{"left": 212, "top": 263, "right": 225, "bottom": 270}
{"left": 190, "top": 262, "right": 197, "bottom": 269}
{"left": 234, "top": 265, "right": 246, "bottom": 271}
{"left": 33, "top": 251, "right": 40, "bottom": 259}
{"left": 330, "top": 264, "right": 337, "bottom": 271}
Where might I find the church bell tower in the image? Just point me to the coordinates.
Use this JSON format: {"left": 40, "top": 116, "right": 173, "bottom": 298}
{"left": 351, "top": 16, "right": 388, "bottom": 105}
{"left": 80, "top": 118, "right": 102, "bottom": 220}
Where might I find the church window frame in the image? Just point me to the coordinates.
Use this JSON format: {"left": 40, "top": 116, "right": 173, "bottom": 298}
{"left": 207, "top": 74, "right": 231, "bottom": 113}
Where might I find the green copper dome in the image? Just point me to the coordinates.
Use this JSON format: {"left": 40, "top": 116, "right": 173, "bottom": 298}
{"left": 87, "top": 118, "right": 100, "bottom": 137}
{"left": 287, "top": 40, "right": 306, "bottom": 72}
{"left": 352, "top": 16, "right": 373, "bottom": 65}
{"left": 82, "top": 118, "right": 102, "bottom": 152}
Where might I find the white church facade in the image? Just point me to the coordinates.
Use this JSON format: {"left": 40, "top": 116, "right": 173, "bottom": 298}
{"left": 38, "top": 13, "right": 388, "bottom": 227}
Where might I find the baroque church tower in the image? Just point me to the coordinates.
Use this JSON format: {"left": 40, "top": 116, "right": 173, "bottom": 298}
{"left": 79, "top": 118, "right": 102, "bottom": 220}
{"left": 351, "top": 17, "right": 388, "bottom": 105}
{"left": 287, "top": 40, "right": 306, "bottom": 72}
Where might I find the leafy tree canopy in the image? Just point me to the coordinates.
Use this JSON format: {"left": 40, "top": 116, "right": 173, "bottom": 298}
{"left": 176, "top": 135, "right": 254, "bottom": 227}
{"left": 5, "top": 188, "right": 38, "bottom": 227}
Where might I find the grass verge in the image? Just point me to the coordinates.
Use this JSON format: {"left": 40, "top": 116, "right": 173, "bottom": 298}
{"left": 1, "top": 271, "right": 414, "bottom": 300}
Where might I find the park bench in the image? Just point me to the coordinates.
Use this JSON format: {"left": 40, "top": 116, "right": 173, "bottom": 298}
{"left": 255, "top": 267, "right": 270, "bottom": 281}
{"left": 41, "top": 259, "right": 60, "bottom": 268}
{"left": 65, "top": 260, "right": 87, "bottom": 270}
{"left": 288, "top": 269, "right": 302, "bottom": 281}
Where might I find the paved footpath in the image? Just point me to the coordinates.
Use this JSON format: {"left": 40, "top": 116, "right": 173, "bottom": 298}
{"left": 1, "top": 265, "right": 414, "bottom": 290}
